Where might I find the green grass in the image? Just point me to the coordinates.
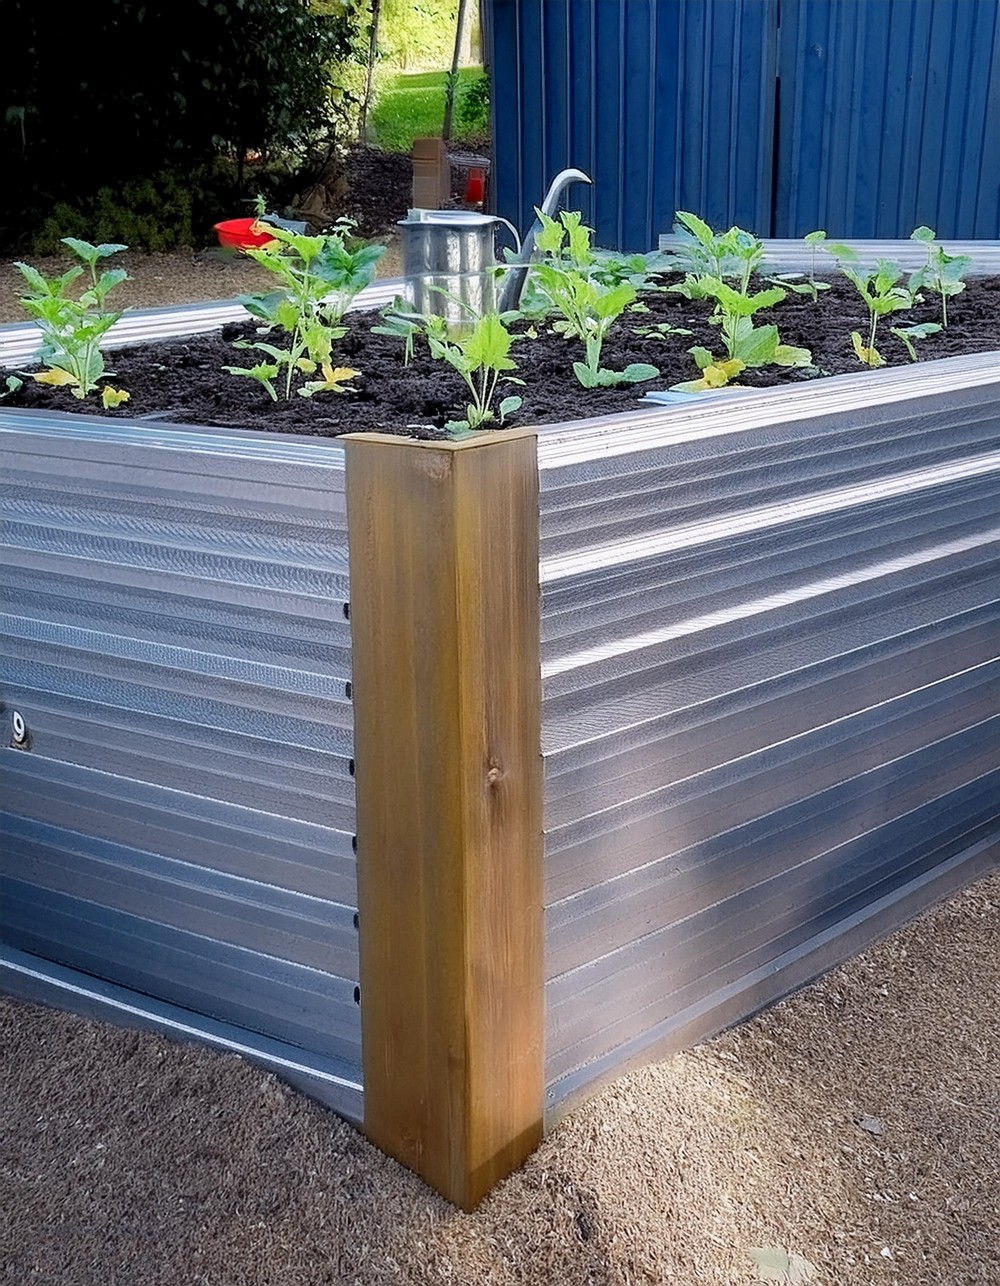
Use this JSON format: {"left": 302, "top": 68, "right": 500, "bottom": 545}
{"left": 370, "top": 67, "right": 488, "bottom": 152}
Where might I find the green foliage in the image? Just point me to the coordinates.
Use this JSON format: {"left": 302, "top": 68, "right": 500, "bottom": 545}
{"left": 1, "top": 0, "right": 366, "bottom": 254}
{"left": 424, "top": 310, "right": 524, "bottom": 433}
{"left": 524, "top": 209, "right": 659, "bottom": 390}
{"left": 456, "top": 68, "right": 490, "bottom": 138}
{"left": 377, "top": 0, "right": 461, "bottom": 70}
{"left": 908, "top": 225, "right": 970, "bottom": 328}
{"left": 890, "top": 321, "right": 942, "bottom": 361}
{"left": 369, "top": 66, "right": 488, "bottom": 151}
{"left": 666, "top": 218, "right": 811, "bottom": 391}
{"left": 667, "top": 213, "right": 766, "bottom": 298}
{"left": 837, "top": 251, "right": 919, "bottom": 367}
{"left": 13, "top": 238, "right": 131, "bottom": 406}
{"left": 225, "top": 218, "right": 385, "bottom": 400}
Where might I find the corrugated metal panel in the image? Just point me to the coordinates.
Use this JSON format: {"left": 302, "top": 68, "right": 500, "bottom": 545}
{"left": 537, "top": 355, "right": 1000, "bottom": 1111}
{"left": 485, "top": 0, "right": 777, "bottom": 251}
{"left": 0, "top": 413, "right": 361, "bottom": 1083}
{"left": 658, "top": 237, "right": 1000, "bottom": 275}
{"left": 775, "top": 0, "right": 1000, "bottom": 238}
{"left": 485, "top": 0, "right": 1000, "bottom": 249}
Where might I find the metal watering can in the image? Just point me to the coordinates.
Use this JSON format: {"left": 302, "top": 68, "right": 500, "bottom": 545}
{"left": 400, "top": 167, "right": 593, "bottom": 325}
{"left": 399, "top": 210, "right": 521, "bottom": 325}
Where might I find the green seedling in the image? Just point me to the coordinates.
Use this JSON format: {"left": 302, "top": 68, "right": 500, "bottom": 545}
{"left": 909, "top": 226, "right": 970, "bottom": 328}
{"left": 527, "top": 209, "right": 659, "bottom": 389}
{"left": 840, "top": 258, "right": 919, "bottom": 367}
{"left": 633, "top": 322, "right": 694, "bottom": 342}
{"left": 225, "top": 216, "right": 384, "bottom": 400}
{"left": 890, "top": 321, "right": 942, "bottom": 361}
{"left": 14, "top": 237, "right": 131, "bottom": 407}
{"left": 768, "top": 231, "right": 832, "bottom": 303}
{"left": 371, "top": 296, "right": 423, "bottom": 365}
{"left": 671, "top": 278, "right": 811, "bottom": 391}
{"left": 423, "top": 310, "right": 524, "bottom": 434}
{"left": 667, "top": 214, "right": 766, "bottom": 301}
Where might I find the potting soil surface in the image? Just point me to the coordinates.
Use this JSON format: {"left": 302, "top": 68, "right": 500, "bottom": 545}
{"left": 2, "top": 267, "right": 999, "bottom": 437}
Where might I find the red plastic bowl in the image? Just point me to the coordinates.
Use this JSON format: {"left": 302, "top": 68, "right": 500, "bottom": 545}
{"left": 213, "top": 218, "right": 278, "bottom": 251}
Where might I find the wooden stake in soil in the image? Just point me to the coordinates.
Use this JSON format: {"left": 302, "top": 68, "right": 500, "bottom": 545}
{"left": 344, "top": 429, "right": 544, "bottom": 1212}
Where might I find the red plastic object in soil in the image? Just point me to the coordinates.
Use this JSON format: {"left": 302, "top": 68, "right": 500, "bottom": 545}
{"left": 213, "top": 218, "right": 278, "bottom": 252}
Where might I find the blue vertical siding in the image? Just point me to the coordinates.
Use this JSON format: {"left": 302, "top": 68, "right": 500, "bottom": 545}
{"left": 486, "top": 0, "right": 777, "bottom": 248}
{"left": 485, "top": 0, "right": 1000, "bottom": 249}
{"left": 776, "top": 0, "right": 1000, "bottom": 238}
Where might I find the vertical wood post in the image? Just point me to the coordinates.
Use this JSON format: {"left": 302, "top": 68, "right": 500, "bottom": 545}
{"left": 344, "top": 429, "right": 543, "bottom": 1211}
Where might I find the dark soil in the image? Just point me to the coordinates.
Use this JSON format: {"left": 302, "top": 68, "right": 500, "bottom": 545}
{"left": 4, "top": 274, "right": 1000, "bottom": 438}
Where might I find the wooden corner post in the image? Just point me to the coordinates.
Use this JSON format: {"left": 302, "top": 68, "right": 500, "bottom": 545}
{"left": 343, "top": 429, "right": 544, "bottom": 1211}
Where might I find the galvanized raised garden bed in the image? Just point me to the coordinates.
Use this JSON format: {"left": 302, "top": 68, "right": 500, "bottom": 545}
{"left": 2, "top": 246, "right": 999, "bottom": 1208}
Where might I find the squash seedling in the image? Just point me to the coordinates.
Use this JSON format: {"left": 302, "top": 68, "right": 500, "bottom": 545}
{"left": 225, "top": 217, "right": 384, "bottom": 400}
{"left": 890, "top": 321, "right": 942, "bottom": 362}
{"left": 667, "top": 214, "right": 766, "bottom": 300}
{"left": 14, "top": 237, "right": 131, "bottom": 408}
{"left": 838, "top": 255, "right": 919, "bottom": 367}
{"left": 768, "top": 231, "right": 833, "bottom": 303}
{"left": 527, "top": 209, "right": 659, "bottom": 389}
{"left": 423, "top": 310, "right": 525, "bottom": 434}
{"left": 671, "top": 278, "right": 812, "bottom": 391}
{"left": 909, "top": 226, "right": 970, "bottom": 328}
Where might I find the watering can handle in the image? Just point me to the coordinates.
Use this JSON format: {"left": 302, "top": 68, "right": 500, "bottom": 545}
{"left": 492, "top": 217, "right": 522, "bottom": 258}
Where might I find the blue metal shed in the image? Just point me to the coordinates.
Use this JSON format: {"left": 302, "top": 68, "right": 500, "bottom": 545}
{"left": 482, "top": 0, "right": 1000, "bottom": 251}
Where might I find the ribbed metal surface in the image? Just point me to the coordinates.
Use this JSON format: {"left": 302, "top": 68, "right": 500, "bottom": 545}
{"left": 484, "top": 0, "right": 1000, "bottom": 250}
{"left": 537, "top": 354, "right": 1000, "bottom": 1110}
{"left": 658, "top": 238, "right": 1000, "bottom": 276}
{"left": 0, "top": 412, "right": 361, "bottom": 1083}
{"left": 484, "top": 0, "right": 776, "bottom": 251}
{"left": 775, "top": 0, "right": 1000, "bottom": 239}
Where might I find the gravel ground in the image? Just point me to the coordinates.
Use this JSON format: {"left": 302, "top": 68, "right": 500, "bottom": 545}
{"left": 3, "top": 869, "right": 998, "bottom": 1286}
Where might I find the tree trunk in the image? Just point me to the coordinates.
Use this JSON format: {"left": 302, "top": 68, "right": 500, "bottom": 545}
{"left": 442, "top": 0, "right": 470, "bottom": 142}
{"left": 359, "top": 0, "right": 382, "bottom": 144}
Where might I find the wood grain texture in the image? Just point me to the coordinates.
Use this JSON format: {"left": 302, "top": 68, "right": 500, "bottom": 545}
{"left": 344, "top": 429, "right": 543, "bottom": 1211}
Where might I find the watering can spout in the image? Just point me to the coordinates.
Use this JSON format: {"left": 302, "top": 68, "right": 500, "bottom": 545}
{"left": 538, "top": 168, "right": 593, "bottom": 220}
{"left": 497, "top": 167, "right": 593, "bottom": 313}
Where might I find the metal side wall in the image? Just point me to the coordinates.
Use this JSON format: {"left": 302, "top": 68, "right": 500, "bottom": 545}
{"left": 537, "top": 355, "right": 1000, "bottom": 1115}
{"left": 0, "top": 411, "right": 362, "bottom": 1116}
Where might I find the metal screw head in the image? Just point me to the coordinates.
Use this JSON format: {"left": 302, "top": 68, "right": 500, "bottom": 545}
{"left": 11, "top": 710, "right": 26, "bottom": 744}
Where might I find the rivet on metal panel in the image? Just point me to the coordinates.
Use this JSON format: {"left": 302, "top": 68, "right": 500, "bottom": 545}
{"left": 11, "top": 710, "right": 27, "bottom": 746}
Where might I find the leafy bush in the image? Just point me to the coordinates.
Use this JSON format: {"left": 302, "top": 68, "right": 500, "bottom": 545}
{"left": 27, "top": 159, "right": 309, "bottom": 255}
{"left": 457, "top": 69, "right": 490, "bottom": 137}
{"left": 1, "top": 0, "right": 367, "bottom": 254}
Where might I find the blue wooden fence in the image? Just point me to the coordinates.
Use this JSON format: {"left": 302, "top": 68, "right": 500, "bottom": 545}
{"left": 483, "top": 0, "right": 1000, "bottom": 250}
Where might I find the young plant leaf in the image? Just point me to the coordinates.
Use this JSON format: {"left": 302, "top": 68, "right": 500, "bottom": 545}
{"left": 851, "top": 331, "right": 884, "bottom": 367}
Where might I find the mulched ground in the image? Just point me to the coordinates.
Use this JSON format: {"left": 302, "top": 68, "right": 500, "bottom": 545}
{"left": 3, "top": 869, "right": 998, "bottom": 1285}
{"left": 3, "top": 274, "right": 1000, "bottom": 437}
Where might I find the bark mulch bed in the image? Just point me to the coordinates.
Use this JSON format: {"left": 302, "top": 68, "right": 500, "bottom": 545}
{"left": 2, "top": 869, "right": 998, "bottom": 1285}
{"left": 2, "top": 272, "right": 999, "bottom": 438}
